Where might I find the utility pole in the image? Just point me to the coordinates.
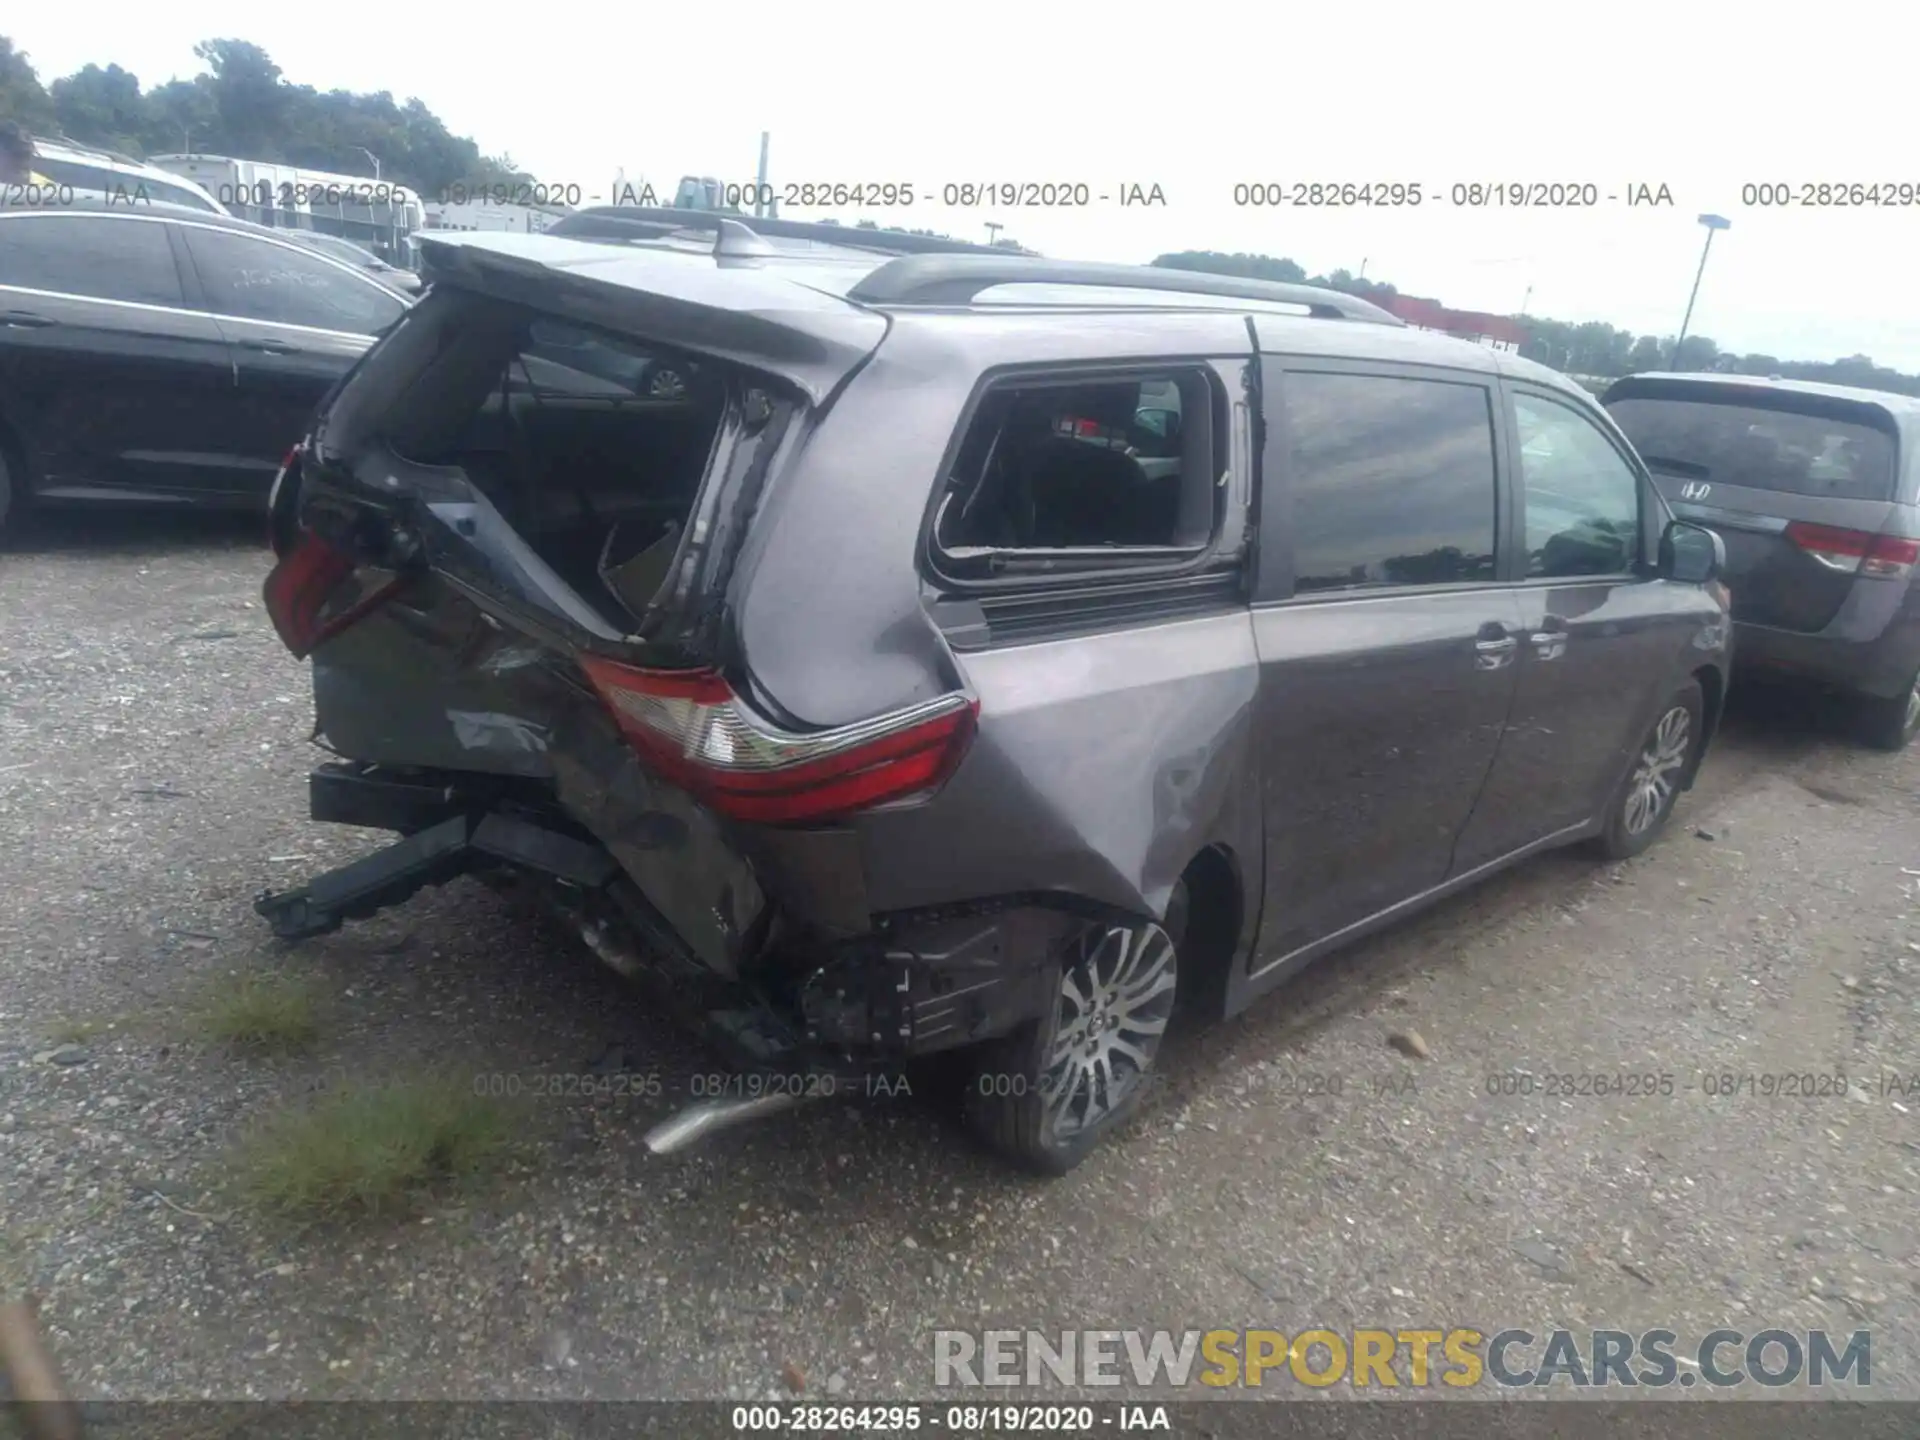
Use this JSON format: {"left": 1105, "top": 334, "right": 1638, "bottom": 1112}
{"left": 755, "top": 132, "right": 770, "bottom": 219}
{"left": 1673, "top": 214, "right": 1731, "bottom": 370}
{"left": 984, "top": 221, "right": 1003, "bottom": 247}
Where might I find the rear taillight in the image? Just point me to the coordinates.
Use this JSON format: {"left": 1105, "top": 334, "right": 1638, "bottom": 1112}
{"left": 263, "top": 530, "right": 405, "bottom": 659}
{"left": 580, "top": 657, "right": 978, "bottom": 825}
{"left": 1786, "top": 522, "right": 1919, "bottom": 578}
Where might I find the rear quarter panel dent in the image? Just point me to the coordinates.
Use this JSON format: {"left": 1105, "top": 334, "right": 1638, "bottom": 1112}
{"left": 853, "top": 611, "right": 1264, "bottom": 924}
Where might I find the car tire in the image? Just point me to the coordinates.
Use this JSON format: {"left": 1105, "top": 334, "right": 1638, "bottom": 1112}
{"left": 1855, "top": 671, "right": 1920, "bottom": 753}
{"left": 962, "top": 913, "right": 1180, "bottom": 1177}
{"left": 1593, "top": 680, "right": 1704, "bottom": 862}
{"left": 0, "top": 444, "right": 13, "bottom": 539}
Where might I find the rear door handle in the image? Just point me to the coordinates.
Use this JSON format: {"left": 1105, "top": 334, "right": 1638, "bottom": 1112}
{"left": 1530, "top": 617, "right": 1569, "bottom": 661}
{"left": 1474, "top": 633, "right": 1517, "bottom": 670}
{"left": 238, "top": 338, "right": 299, "bottom": 355}
{"left": 0, "top": 310, "right": 56, "bottom": 328}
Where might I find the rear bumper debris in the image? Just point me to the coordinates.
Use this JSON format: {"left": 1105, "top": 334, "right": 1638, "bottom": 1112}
{"left": 254, "top": 810, "right": 617, "bottom": 942}
{"left": 256, "top": 764, "right": 1078, "bottom": 1150}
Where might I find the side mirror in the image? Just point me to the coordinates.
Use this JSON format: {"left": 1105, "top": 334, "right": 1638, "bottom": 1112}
{"left": 1661, "top": 520, "right": 1724, "bottom": 585}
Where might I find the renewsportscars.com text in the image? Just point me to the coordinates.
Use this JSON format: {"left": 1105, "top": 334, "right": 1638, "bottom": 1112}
{"left": 932, "top": 1327, "right": 1872, "bottom": 1389}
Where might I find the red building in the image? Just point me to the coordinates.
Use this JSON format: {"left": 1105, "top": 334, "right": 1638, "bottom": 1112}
{"left": 1374, "top": 293, "right": 1529, "bottom": 353}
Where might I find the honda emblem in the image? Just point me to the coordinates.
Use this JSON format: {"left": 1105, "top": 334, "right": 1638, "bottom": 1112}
{"left": 1680, "top": 481, "right": 1711, "bottom": 501}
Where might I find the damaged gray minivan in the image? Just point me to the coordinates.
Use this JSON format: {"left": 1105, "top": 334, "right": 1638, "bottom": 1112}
{"left": 257, "top": 212, "right": 1733, "bottom": 1174}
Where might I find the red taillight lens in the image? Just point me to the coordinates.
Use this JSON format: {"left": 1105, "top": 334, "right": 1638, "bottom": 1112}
{"left": 263, "top": 530, "right": 405, "bottom": 659}
{"left": 1865, "top": 533, "right": 1920, "bottom": 577}
{"left": 580, "top": 656, "right": 978, "bottom": 825}
{"left": 1786, "top": 522, "right": 1918, "bottom": 578}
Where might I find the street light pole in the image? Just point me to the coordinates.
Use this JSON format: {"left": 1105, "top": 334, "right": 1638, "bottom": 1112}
{"left": 356, "top": 147, "right": 382, "bottom": 181}
{"left": 1673, "top": 213, "right": 1730, "bottom": 370}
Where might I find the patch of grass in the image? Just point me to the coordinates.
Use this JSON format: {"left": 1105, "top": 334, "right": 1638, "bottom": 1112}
{"left": 196, "top": 971, "right": 323, "bottom": 1054}
{"left": 46, "top": 1016, "right": 108, "bottom": 1045}
{"left": 228, "top": 1075, "right": 512, "bottom": 1221}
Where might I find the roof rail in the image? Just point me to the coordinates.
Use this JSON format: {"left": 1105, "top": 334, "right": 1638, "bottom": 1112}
{"left": 545, "top": 206, "right": 1028, "bottom": 258}
{"left": 845, "top": 255, "right": 1405, "bottom": 324}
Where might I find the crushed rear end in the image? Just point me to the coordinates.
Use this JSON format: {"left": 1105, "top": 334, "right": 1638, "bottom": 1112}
{"left": 252, "top": 233, "right": 988, "bottom": 1117}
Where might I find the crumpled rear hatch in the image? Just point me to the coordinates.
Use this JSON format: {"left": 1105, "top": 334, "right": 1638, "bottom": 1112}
{"left": 260, "top": 234, "right": 896, "bottom": 975}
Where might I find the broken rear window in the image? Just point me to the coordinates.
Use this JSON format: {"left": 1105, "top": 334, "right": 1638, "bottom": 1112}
{"left": 932, "top": 370, "right": 1220, "bottom": 575}
{"left": 320, "top": 289, "right": 737, "bottom": 627}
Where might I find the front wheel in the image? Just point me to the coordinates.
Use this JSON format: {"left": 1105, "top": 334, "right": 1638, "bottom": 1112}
{"left": 963, "top": 916, "right": 1179, "bottom": 1176}
{"left": 1593, "top": 680, "right": 1703, "bottom": 861}
{"left": 1855, "top": 669, "right": 1920, "bottom": 753}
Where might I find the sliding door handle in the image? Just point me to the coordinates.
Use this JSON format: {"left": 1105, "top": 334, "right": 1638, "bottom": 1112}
{"left": 1475, "top": 634, "right": 1517, "bottom": 670}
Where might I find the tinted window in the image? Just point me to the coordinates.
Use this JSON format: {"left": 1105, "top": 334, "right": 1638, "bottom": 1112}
{"left": 0, "top": 213, "right": 185, "bottom": 306}
{"left": 1607, "top": 395, "right": 1897, "bottom": 502}
{"left": 1515, "top": 392, "right": 1641, "bottom": 577}
{"left": 1285, "top": 372, "right": 1498, "bottom": 593}
{"left": 34, "top": 158, "right": 221, "bottom": 213}
{"left": 182, "top": 227, "right": 406, "bottom": 334}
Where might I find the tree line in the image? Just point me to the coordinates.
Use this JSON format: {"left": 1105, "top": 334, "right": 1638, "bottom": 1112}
{"left": 0, "top": 35, "right": 526, "bottom": 193}
{"left": 1151, "top": 250, "right": 1920, "bottom": 398}
{"left": 5, "top": 35, "right": 1913, "bottom": 397}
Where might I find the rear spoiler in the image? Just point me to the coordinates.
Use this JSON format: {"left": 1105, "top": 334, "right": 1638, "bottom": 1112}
{"left": 415, "top": 231, "right": 889, "bottom": 406}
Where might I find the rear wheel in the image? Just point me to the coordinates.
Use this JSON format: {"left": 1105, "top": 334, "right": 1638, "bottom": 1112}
{"left": 1855, "top": 670, "right": 1920, "bottom": 753}
{"left": 0, "top": 445, "right": 13, "bottom": 539}
{"left": 1594, "top": 680, "right": 1703, "bottom": 861}
{"left": 963, "top": 911, "right": 1180, "bottom": 1176}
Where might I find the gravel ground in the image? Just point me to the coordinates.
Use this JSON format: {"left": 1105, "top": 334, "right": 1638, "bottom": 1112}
{"left": 2, "top": 510, "right": 1917, "bottom": 1414}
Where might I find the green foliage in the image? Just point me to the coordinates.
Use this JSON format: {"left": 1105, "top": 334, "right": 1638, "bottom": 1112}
{"left": 228, "top": 1074, "right": 513, "bottom": 1220}
{"left": 196, "top": 970, "right": 323, "bottom": 1054}
{"left": 1152, "top": 251, "right": 1920, "bottom": 397}
{"left": 1152, "top": 250, "right": 1397, "bottom": 300}
{"left": 3, "top": 34, "right": 526, "bottom": 195}
{"left": 4, "top": 35, "right": 1913, "bottom": 394}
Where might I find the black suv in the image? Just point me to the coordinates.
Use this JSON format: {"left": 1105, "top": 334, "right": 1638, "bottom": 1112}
{"left": 0, "top": 198, "right": 411, "bottom": 534}
{"left": 255, "top": 213, "right": 1732, "bottom": 1174}
{"left": 1605, "top": 373, "right": 1920, "bottom": 749}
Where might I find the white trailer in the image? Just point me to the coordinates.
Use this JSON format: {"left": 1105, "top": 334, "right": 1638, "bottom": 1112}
{"left": 146, "top": 155, "right": 425, "bottom": 264}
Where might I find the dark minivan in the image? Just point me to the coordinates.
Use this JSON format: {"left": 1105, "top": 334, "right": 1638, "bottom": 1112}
{"left": 256, "top": 221, "right": 1733, "bottom": 1174}
{"left": 1605, "top": 374, "right": 1920, "bottom": 749}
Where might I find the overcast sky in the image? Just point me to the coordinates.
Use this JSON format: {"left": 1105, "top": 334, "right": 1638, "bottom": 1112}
{"left": 13, "top": 2, "right": 1917, "bottom": 368}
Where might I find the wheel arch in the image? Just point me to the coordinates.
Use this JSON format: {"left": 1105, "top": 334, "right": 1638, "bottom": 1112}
{"left": 1688, "top": 661, "right": 1726, "bottom": 786}
{"left": 1169, "top": 840, "right": 1255, "bottom": 1018}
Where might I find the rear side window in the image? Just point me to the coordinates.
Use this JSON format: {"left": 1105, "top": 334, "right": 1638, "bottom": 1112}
{"left": 1607, "top": 396, "right": 1897, "bottom": 502}
{"left": 1283, "top": 371, "right": 1498, "bottom": 594}
{"left": 932, "top": 370, "right": 1220, "bottom": 573}
{"left": 0, "top": 213, "right": 185, "bottom": 307}
{"left": 180, "top": 226, "right": 406, "bottom": 335}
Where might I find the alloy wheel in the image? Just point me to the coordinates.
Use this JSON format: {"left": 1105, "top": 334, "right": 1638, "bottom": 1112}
{"left": 1905, "top": 675, "right": 1920, "bottom": 740}
{"left": 1624, "top": 704, "right": 1692, "bottom": 836}
{"left": 1041, "top": 921, "right": 1177, "bottom": 1144}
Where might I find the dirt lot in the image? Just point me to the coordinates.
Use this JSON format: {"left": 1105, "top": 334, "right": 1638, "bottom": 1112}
{"left": 2, "top": 511, "right": 1918, "bottom": 1411}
